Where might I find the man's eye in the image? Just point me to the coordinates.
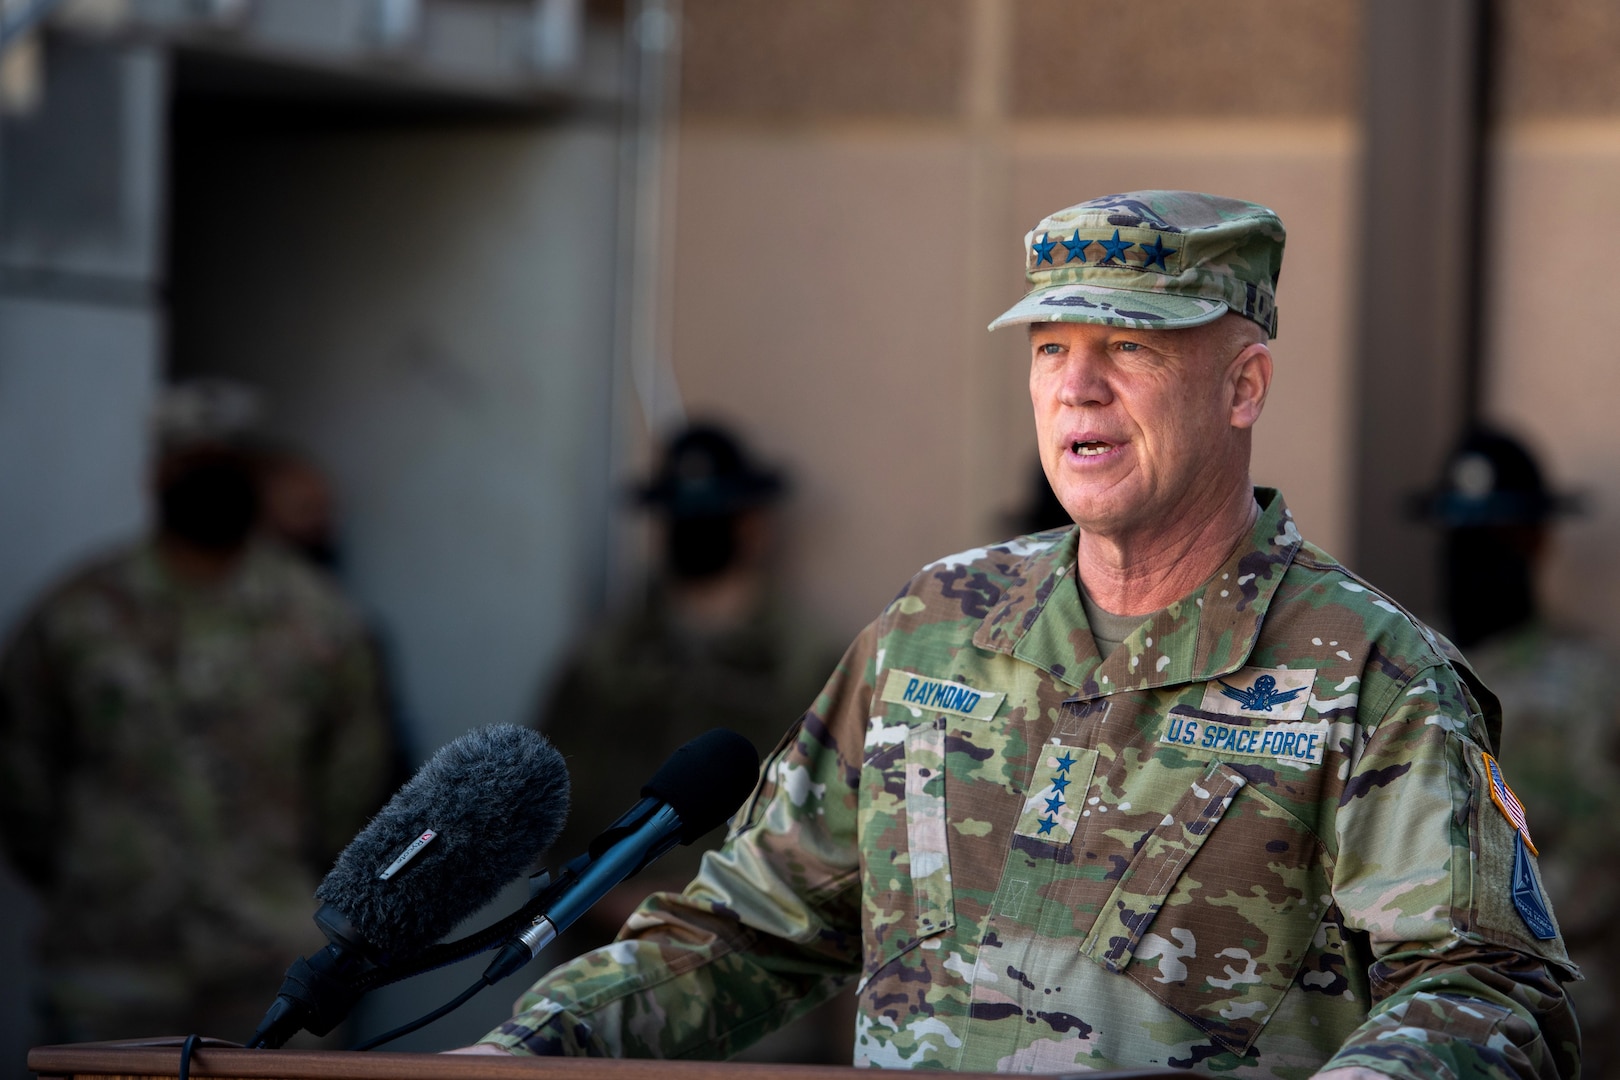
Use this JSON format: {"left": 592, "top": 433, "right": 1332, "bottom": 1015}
{"left": 1036, "top": 342, "right": 1064, "bottom": 355}
{"left": 1116, "top": 341, "right": 1142, "bottom": 352}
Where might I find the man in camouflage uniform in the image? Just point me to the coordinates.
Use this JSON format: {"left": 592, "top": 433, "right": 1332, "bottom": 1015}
{"left": 1419, "top": 427, "right": 1618, "bottom": 1074}
{"left": 462, "top": 192, "right": 1579, "bottom": 1077}
{"left": 0, "top": 381, "right": 393, "bottom": 1043}
{"left": 536, "top": 422, "right": 849, "bottom": 1062}
{"left": 539, "top": 422, "right": 839, "bottom": 893}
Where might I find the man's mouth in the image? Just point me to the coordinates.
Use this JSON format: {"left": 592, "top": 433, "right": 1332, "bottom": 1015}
{"left": 1071, "top": 439, "right": 1116, "bottom": 458}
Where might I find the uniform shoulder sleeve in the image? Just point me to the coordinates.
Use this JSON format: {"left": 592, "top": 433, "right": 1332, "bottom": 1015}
{"left": 1325, "top": 660, "right": 1580, "bottom": 1079}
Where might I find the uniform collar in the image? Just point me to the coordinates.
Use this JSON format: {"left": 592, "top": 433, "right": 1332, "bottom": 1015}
{"left": 973, "top": 488, "right": 1303, "bottom": 697}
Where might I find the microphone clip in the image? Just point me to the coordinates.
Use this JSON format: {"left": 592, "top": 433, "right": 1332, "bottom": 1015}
{"left": 249, "top": 943, "right": 368, "bottom": 1047}
{"left": 247, "top": 904, "right": 385, "bottom": 1048}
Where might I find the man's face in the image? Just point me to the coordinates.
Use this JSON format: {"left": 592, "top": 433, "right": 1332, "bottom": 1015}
{"left": 1028, "top": 319, "right": 1258, "bottom": 545}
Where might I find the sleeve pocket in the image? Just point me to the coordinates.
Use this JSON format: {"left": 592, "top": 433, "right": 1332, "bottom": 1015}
{"left": 857, "top": 718, "right": 956, "bottom": 991}
{"left": 1462, "top": 742, "right": 1577, "bottom": 973}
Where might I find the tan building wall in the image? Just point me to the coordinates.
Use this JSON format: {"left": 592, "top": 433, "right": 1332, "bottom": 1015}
{"left": 664, "top": 0, "right": 1363, "bottom": 636}
{"left": 1486, "top": 0, "right": 1620, "bottom": 651}
{"left": 662, "top": 0, "right": 1620, "bottom": 649}
{"left": 1486, "top": 122, "right": 1620, "bottom": 649}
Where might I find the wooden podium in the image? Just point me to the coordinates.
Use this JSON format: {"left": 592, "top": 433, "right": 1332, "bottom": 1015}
{"left": 28, "top": 1039, "right": 1191, "bottom": 1079}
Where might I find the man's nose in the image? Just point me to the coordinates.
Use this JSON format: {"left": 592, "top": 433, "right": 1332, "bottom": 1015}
{"left": 1058, "top": 352, "right": 1113, "bottom": 407}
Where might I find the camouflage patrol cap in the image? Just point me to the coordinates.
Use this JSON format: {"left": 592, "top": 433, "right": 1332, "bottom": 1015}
{"left": 151, "top": 377, "right": 263, "bottom": 450}
{"left": 988, "top": 190, "right": 1285, "bottom": 338}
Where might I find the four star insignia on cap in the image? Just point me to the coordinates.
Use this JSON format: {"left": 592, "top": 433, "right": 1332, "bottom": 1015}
{"left": 1059, "top": 230, "right": 1092, "bottom": 263}
{"left": 1028, "top": 227, "right": 1191, "bottom": 275}
{"left": 1098, "top": 229, "right": 1135, "bottom": 264}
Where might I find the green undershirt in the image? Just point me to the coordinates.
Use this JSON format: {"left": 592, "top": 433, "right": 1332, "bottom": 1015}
{"left": 1078, "top": 580, "right": 1150, "bottom": 656}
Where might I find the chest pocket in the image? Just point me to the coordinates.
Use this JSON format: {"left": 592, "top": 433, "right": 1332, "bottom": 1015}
{"left": 1081, "top": 759, "right": 1331, "bottom": 1055}
{"left": 857, "top": 718, "right": 956, "bottom": 990}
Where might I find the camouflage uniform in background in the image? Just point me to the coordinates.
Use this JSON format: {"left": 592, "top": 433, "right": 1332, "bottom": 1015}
{"left": 1469, "top": 624, "right": 1620, "bottom": 1074}
{"left": 483, "top": 490, "right": 1579, "bottom": 1077}
{"left": 541, "top": 585, "right": 842, "bottom": 888}
{"left": 0, "top": 540, "right": 393, "bottom": 1042}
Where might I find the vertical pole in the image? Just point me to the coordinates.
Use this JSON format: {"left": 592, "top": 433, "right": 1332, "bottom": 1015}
{"left": 1460, "top": 0, "right": 1497, "bottom": 428}
{"left": 1350, "top": 0, "right": 1486, "bottom": 617}
{"left": 961, "top": 0, "right": 1015, "bottom": 544}
{"left": 605, "top": 0, "right": 684, "bottom": 609}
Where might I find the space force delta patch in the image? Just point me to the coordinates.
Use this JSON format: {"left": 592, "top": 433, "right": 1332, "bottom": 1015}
{"left": 880, "top": 669, "right": 1004, "bottom": 720}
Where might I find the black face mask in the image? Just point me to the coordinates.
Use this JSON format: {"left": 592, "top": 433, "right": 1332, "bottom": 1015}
{"left": 157, "top": 455, "right": 259, "bottom": 552}
{"left": 289, "top": 537, "right": 341, "bottom": 571}
{"left": 666, "top": 514, "right": 740, "bottom": 582}
{"left": 1442, "top": 527, "right": 1537, "bottom": 648}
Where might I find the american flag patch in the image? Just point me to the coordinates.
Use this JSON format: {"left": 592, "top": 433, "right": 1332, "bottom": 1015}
{"left": 1484, "top": 753, "right": 1538, "bottom": 856}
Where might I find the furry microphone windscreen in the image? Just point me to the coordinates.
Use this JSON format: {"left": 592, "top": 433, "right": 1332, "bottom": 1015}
{"left": 314, "top": 724, "right": 569, "bottom": 960}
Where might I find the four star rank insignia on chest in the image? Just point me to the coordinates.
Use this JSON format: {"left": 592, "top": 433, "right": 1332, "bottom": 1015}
{"left": 1014, "top": 744, "right": 1098, "bottom": 844}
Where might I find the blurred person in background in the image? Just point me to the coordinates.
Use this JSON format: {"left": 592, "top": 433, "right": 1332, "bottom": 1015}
{"left": 0, "top": 378, "right": 394, "bottom": 1044}
{"left": 256, "top": 447, "right": 342, "bottom": 571}
{"left": 254, "top": 444, "right": 411, "bottom": 786}
{"left": 533, "top": 420, "right": 846, "bottom": 1059}
{"left": 1420, "top": 425, "right": 1620, "bottom": 1074}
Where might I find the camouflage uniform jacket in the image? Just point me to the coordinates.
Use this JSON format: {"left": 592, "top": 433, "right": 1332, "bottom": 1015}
{"left": 0, "top": 540, "right": 393, "bottom": 1037}
{"left": 485, "top": 490, "right": 1579, "bottom": 1078}
{"left": 541, "top": 583, "right": 843, "bottom": 886}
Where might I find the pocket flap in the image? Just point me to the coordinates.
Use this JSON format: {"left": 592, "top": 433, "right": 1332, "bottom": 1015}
{"left": 1083, "top": 761, "right": 1247, "bottom": 972}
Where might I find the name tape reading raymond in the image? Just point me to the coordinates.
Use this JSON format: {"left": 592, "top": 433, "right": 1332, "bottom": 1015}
{"left": 881, "top": 669, "right": 1004, "bottom": 721}
{"left": 1161, "top": 714, "right": 1329, "bottom": 765}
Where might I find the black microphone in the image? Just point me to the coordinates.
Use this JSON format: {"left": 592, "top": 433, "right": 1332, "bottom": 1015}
{"left": 249, "top": 724, "right": 570, "bottom": 1048}
{"left": 482, "top": 727, "right": 760, "bottom": 982}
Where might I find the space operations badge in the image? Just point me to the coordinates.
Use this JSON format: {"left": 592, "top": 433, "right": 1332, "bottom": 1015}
{"left": 1199, "top": 666, "right": 1315, "bottom": 720}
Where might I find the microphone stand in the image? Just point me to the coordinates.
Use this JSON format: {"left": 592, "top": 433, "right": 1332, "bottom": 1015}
{"left": 248, "top": 796, "right": 679, "bottom": 1049}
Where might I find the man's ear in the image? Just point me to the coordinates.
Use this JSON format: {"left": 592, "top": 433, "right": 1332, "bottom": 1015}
{"left": 1229, "top": 342, "right": 1272, "bottom": 430}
